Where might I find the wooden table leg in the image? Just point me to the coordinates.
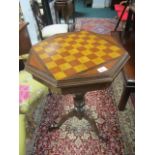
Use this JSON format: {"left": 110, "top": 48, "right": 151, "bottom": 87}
{"left": 48, "top": 93, "right": 107, "bottom": 141}
{"left": 118, "top": 83, "right": 135, "bottom": 111}
{"left": 118, "top": 85, "right": 131, "bottom": 110}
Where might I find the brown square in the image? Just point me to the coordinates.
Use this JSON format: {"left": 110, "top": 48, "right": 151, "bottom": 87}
{"left": 77, "top": 47, "right": 86, "bottom": 51}
{"left": 84, "top": 61, "right": 96, "bottom": 68}
{"left": 65, "top": 68, "right": 76, "bottom": 76}
{"left": 55, "top": 59, "right": 66, "bottom": 65}
{"left": 64, "top": 45, "right": 74, "bottom": 50}
{"left": 68, "top": 40, "right": 76, "bottom": 44}
{"left": 101, "top": 55, "right": 112, "bottom": 60}
{"left": 74, "top": 52, "right": 83, "bottom": 57}
{"left": 70, "top": 60, "right": 81, "bottom": 66}
{"left": 92, "top": 42, "right": 101, "bottom": 47}
{"left": 50, "top": 67, "right": 61, "bottom": 74}
{"left": 90, "top": 47, "right": 99, "bottom": 52}
{"left": 61, "top": 52, "right": 70, "bottom": 57}
{"left": 87, "top": 54, "right": 98, "bottom": 59}
{"left": 81, "top": 41, "right": 88, "bottom": 45}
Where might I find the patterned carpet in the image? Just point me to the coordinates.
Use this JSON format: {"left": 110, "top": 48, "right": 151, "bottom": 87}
{"left": 26, "top": 18, "right": 134, "bottom": 155}
{"left": 75, "top": 18, "right": 122, "bottom": 34}
{"left": 33, "top": 88, "right": 125, "bottom": 155}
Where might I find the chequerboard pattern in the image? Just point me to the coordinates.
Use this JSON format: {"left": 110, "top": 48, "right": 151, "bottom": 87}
{"left": 31, "top": 31, "right": 124, "bottom": 80}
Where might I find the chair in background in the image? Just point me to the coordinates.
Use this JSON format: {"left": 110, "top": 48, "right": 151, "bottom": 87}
{"left": 112, "top": 0, "right": 135, "bottom": 111}
{"left": 31, "top": 0, "right": 68, "bottom": 40}
{"left": 54, "top": 0, "right": 75, "bottom": 31}
{"left": 111, "top": 31, "right": 135, "bottom": 110}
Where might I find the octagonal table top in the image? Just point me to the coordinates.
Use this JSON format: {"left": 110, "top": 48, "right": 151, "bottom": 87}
{"left": 26, "top": 31, "right": 129, "bottom": 92}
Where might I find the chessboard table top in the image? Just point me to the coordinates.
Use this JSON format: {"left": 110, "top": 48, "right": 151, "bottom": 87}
{"left": 26, "top": 31, "right": 129, "bottom": 91}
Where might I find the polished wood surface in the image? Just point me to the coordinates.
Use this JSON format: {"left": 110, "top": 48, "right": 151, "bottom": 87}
{"left": 19, "top": 22, "right": 32, "bottom": 56}
{"left": 26, "top": 31, "right": 129, "bottom": 91}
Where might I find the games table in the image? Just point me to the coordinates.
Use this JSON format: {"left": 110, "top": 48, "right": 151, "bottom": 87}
{"left": 25, "top": 30, "right": 129, "bottom": 141}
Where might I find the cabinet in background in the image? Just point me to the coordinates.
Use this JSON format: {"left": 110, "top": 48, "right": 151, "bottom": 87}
{"left": 19, "top": 22, "right": 32, "bottom": 56}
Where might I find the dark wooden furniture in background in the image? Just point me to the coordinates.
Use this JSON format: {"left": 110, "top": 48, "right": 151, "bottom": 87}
{"left": 84, "top": 0, "right": 92, "bottom": 6}
{"left": 54, "top": 0, "right": 75, "bottom": 31}
{"left": 125, "top": 4, "right": 135, "bottom": 31}
{"left": 19, "top": 22, "right": 32, "bottom": 56}
{"left": 111, "top": 31, "right": 135, "bottom": 110}
{"left": 110, "top": 0, "right": 121, "bottom": 9}
{"left": 31, "top": 1, "right": 68, "bottom": 40}
{"left": 41, "top": 0, "right": 53, "bottom": 25}
{"left": 19, "top": 22, "right": 32, "bottom": 71}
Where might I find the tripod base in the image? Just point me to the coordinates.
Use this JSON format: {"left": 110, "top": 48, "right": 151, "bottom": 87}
{"left": 48, "top": 93, "right": 108, "bottom": 142}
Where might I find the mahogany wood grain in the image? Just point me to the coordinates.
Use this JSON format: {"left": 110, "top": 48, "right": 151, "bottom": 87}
{"left": 19, "top": 22, "right": 32, "bottom": 56}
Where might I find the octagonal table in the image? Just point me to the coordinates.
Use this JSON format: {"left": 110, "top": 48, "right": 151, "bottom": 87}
{"left": 25, "top": 30, "right": 129, "bottom": 141}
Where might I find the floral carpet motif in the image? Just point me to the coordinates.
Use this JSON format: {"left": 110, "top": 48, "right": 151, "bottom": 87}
{"left": 33, "top": 88, "right": 125, "bottom": 155}
{"left": 75, "top": 18, "right": 122, "bottom": 34}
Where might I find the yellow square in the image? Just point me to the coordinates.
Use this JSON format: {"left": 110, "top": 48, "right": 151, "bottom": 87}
{"left": 62, "top": 42, "right": 70, "bottom": 48}
{"left": 89, "top": 35, "right": 96, "bottom": 39}
{"left": 51, "top": 54, "right": 62, "bottom": 61}
{"left": 46, "top": 61, "right": 57, "bottom": 69}
{"left": 95, "top": 51, "right": 106, "bottom": 57}
{"left": 65, "top": 37, "right": 74, "bottom": 42}
{"left": 87, "top": 39, "right": 95, "bottom": 44}
{"left": 76, "top": 38, "right": 84, "bottom": 43}
{"left": 109, "top": 46, "right": 120, "bottom": 51}
{"left": 39, "top": 41, "right": 48, "bottom": 46}
{"left": 59, "top": 63, "right": 72, "bottom": 70}
{"left": 74, "top": 64, "right": 87, "bottom": 72}
{"left": 83, "top": 50, "right": 92, "bottom": 56}
{"left": 39, "top": 53, "right": 49, "bottom": 59}
{"left": 54, "top": 72, "right": 67, "bottom": 80}
{"left": 97, "top": 45, "right": 107, "bottom": 50}
{"left": 64, "top": 55, "right": 76, "bottom": 62}
{"left": 72, "top": 43, "right": 81, "bottom": 48}
{"left": 86, "top": 44, "right": 94, "bottom": 49}
{"left": 98, "top": 40, "right": 108, "bottom": 44}
{"left": 92, "top": 57, "right": 104, "bottom": 65}
{"left": 108, "top": 52, "right": 120, "bottom": 58}
{"left": 78, "top": 56, "right": 90, "bottom": 63}
{"left": 69, "top": 49, "right": 79, "bottom": 55}
{"left": 45, "top": 47, "right": 52, "bottom": 53}
{"left": 34, "top": 46, "right": 43, "bottom": 52}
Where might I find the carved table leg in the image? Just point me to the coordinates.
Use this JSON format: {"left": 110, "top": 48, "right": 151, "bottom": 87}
{"left": 48, "top": 93, "right": 107, "bottom": 141}
{"left": 82, "top": 112, "right": 108, "bottom": 142}
{"left": 48, "top": 109, "right": 75, "bottom": 131}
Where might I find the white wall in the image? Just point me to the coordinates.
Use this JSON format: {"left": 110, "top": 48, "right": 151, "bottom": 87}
{"left": 20, "top": 0, "right": 39, "bottom": 45}
{"left": 92, "top": 0, "right": 111, "bottom": 8}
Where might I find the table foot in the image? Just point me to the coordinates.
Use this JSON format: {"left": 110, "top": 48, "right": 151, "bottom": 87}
{"left": 48, "top": 109, "right": 75, "bottom": 131}
{"left": 82, "top": 112, "right": 108, "bottom": 142}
